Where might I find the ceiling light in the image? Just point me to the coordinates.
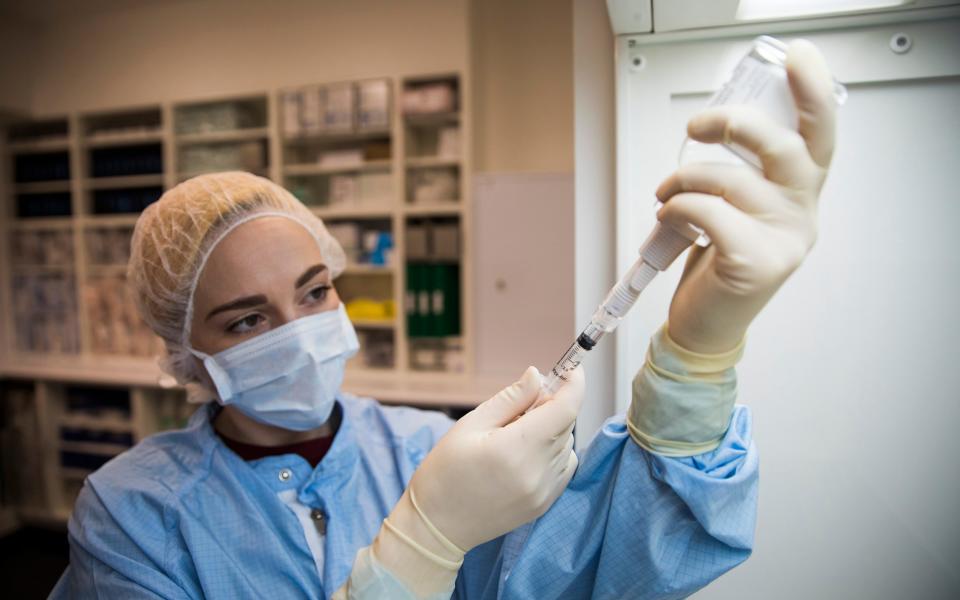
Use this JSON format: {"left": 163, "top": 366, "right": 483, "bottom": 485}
{"left": 736, "top": 0, "right": 914, "bottom": 21}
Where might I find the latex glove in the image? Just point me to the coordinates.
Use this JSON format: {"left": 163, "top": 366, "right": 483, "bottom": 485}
{"left": 657, "top": 39, "right": 838, "bottom": 354}
{"left": 409, "top": 365, "right": 583, "bottom": 551}
{"left": 344, "top": 366, "right": 583, "bottom": 599}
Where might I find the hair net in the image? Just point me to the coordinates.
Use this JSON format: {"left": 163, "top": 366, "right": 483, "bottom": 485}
{"left": 128, "top": 171, "right": 346, "bottom": 393}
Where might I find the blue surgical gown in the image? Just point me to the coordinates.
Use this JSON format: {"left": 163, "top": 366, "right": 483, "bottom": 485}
{"left": 50, "top": 394, "right": 757, "bottom": 599}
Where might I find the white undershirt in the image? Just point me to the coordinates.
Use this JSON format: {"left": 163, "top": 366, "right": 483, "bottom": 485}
{"left": 278, "top": 488, "right": 325, "bottom": 576}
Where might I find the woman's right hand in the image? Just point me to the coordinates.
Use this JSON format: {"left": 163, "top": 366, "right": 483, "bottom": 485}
{"left": 406, "top": 365, "right": 583, "bottom": 552}
{"left": 337, "top": 367, "right": 583, "bottom": 599}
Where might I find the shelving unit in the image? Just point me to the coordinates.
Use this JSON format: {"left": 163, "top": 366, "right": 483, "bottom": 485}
{"left": 0, "top": 379, "right": 193, "bottom": 527}
{"left": 0, "top": 71, "right": 486, "bottom": 528}
{"left": 397, "top": 74, "right": 468, "bottom": 374}
{"left": 275, "top": 74, "right": 470, "bottom": 377}
{"left": 173, "top": 95, "right": 270, "bottom": 180}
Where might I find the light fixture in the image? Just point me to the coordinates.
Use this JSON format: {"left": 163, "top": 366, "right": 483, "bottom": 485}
{"left": 736, "top": 0, "right": 914, "bottom": 21}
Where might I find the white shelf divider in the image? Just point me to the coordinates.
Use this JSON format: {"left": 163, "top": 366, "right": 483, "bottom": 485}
{"left": 283, "top": 159, "right": 392, "bottom": 176}
{"left": 85, "top": 130, "right": 163, "bottom": 148}
{"left": 175, "top": 127, "right": 270, "bottom": 145}
{"left": 84, "top": 174, "right": 164, "bottom": 190}
{"left": 13, "top": 181, "right": 72, "bottom": 194}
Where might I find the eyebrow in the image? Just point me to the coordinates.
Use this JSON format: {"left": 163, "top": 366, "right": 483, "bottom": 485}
{"left": 203, "top": 264, "right": 328, "bottom": 322}
{"left": 205, "top": 295, "right": 268, "bottom": 321}
{"left": 295, "top": 263, "right": 328, "bottom": 289}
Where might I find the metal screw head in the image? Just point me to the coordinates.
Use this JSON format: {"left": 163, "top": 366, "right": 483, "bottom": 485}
{"left": 278, "top": 468, "right": 292, "bottom": 482}
{"left": 890, "top": 32, "right": 912, "bottom": 54}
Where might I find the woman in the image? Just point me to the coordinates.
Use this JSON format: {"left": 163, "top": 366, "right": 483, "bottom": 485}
{"left": 52, "top": 40, "right": 836, "bottom": 599}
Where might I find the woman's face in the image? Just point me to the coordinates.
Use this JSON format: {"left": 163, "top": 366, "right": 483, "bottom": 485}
{"left": 189, "top": 216, "right": 341, "bottom": 355}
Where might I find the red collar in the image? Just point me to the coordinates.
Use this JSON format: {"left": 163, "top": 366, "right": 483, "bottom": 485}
{"left": 220, "top": 433, "right": 334, "bottom": 468}
{"left": 217, "top": 406, "right": 340, "bottom": 468}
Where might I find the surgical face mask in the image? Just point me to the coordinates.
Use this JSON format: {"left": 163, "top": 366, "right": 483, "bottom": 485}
{"left": 189, "top": 304, "right": 359, "bottom": 431}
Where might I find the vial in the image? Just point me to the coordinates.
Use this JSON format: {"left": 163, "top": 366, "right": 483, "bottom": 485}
{"left": 678, "top": 36, "right": 847, "bottom": 169}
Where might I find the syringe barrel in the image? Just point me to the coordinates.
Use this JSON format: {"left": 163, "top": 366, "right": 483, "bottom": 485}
{"left": 541, "top": 338, "right": 589, "bottom": 396}
{"left": 540, "top": 370, "right": 564, "bottom": 397}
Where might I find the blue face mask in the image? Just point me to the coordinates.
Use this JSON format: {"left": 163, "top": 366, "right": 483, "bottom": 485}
{"left": 190, "top": 304, "right": 359, "bottom": 431}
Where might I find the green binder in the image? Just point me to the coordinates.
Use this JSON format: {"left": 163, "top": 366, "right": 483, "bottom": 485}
{"left": 407, "top": 262, "right": 461, "bottom": 338}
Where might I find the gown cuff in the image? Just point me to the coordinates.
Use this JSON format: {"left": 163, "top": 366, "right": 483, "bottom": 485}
{"left": 334, "top": 488, "right": 462, "bottom": 599}
{"left": 627, "top": 323, "right": 745, "bottom": 457}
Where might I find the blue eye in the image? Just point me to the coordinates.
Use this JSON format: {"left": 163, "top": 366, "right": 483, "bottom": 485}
{"left": 228, "top": 314, "right": 264, "bottom": 334}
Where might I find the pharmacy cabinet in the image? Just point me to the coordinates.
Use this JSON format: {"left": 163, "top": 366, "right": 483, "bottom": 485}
{"left": 0, "top": 70, "right": 505, "bottom": 527}
{"left": 1, "top": 379, "right": 190, "bottom": 527}
{"left": 1, "top": 73, "right": 471, "bottom": 381}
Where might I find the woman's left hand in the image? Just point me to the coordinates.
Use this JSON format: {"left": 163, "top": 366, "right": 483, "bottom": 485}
{"left": 657, "top": 39, "right": 838, "bottom": 354}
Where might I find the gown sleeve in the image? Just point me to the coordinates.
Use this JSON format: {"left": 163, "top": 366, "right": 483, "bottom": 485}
{"left": 453, "top": 326, "right": 759, "bottom": 599}
{"left": 48, "top": 476, "right": 192, "bottom": 600}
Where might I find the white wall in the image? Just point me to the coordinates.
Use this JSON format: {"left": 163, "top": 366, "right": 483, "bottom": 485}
{"left": 467, "top": 0, "right": 577, "bottom": 384}
{"left": 472, "top": 172, "right": 574, "bottom": 378}
{"left": 470, "top": 0, "right": 573, "bottom": 172}
{"left": 0, "top": 17, "right": 38, "bottom": 115}
{"left": 26, "top": 0, "right": 467, "bottom": 115}
{"left": 572, "top": 0, "right": 617, "bottom": 446}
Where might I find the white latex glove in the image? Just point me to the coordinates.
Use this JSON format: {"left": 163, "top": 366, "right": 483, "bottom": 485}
{"left": 657, "top": 39, "right": 838, "bottom": 354}
{"left": 342, "top": 366, "right": 583, "bottom": 599}
{"left": 408, "top": 365, "right": 583, "bottom": 551}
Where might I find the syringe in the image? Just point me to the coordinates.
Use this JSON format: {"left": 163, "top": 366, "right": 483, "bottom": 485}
{"left": 540, "top": 221, "right": 700, "bottom": 397}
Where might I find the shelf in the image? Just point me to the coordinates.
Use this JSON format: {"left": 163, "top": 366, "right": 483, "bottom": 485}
{"left": 8, "top": 217, "right": 74, "bottom": 230}
{"left": 283, "top": 159, "right": 392, "bottom": 176}
{"left": 82, "top": 214, "right": 141, "bottom": 227}
{"left": 343, "top": 263, "right": 395, "bottom": 275}
{"left": 10, "top": 263, "right": 74, "bottom": 273}
{"left": 0, "top": 356, "right": 172, "bottom": 388}
{"left": 0, "top": 357, "right": 496, "bottom": 408}
{"left": 175, "top": 127, "right": 270, "bottom": 145}
{"left": 311, "top": 205, "right": 394, "bottom": 220}
{"left": 406, "top": 156, "right": 460, "bottom": 169}
{"left": 283, "top": 128, "right": 391, "bottom": 145}
{"left": 13, "top": 181, "right": 72, "bottom": 194}
{"left": 403, "top": 202, "right": 461, "bottom": 216}
{"left": 85, "top": 130, "right": 163, "bottom": 148}
{"left": 61, "top": 467, "right": 95, "bottom": 482}
{"left": 341, "top": 370, "right": 503, "bottom": 408}
{"left": 404, "top": 111, "right": 460, "bottom": 127}
{"left": 59, "top": 441, "right": 130, "bottom": 456}
{"left": 351, "top": 318, "right": 397, "bottom": 330}
{"left": 7, "top": 138, "right": 71, "bottom": 153}
{"left": 178, "top": 166, "right": 268, "bottom": 181}
{"left": 85, "top": 174, "right": 164, "bottom": 190}
{"left": 59, "top": 413, "right": 132, "bottom": 433}
{"left": 18, "top": 506, "right": 72, "bottom": 527}
{"left": 86, "top": 264, "right": 129, "bottom": 277}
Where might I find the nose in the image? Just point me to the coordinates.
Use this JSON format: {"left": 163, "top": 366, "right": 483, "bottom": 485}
{"left": 275, "top": 305, "right": 299, "bottom": 327}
